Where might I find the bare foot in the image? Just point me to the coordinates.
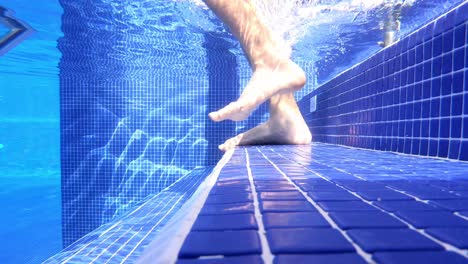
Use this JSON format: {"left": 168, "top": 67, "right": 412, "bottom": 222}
{"left": 218, "top": 93, "right": 312, "bottom": 152}
{"left": 208, "top": 59, "right": 306, "bottom": 122}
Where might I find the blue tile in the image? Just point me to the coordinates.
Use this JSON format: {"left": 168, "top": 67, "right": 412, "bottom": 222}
{"left": 259, "top": 191, "right": 304, "bottom": 201}
{"left": 455, "top": 2, "right": 468, "bottom": 25}
{"left": 210, "top": 186, "right": 251, "bottom": 195}
{"left": 179, "top": 230, "right": 261, "bottom": 257}
{"left": 442, "top": 75, "right": 453, "bottom": 96}
{"left": 440, "top": 119, "right": 450, "bottom": 138}
{"left": 402, "top": 187, "right": 459, "bottom": 200}
{"left": 429, "top": 199, "right": 468, "bottom": 211}
{"left": 395, "top": 211, "right": 468, "bottom": 228}
{"left": 192, "top": 214, "right": 257, "bottom": 231}
{"left": 263, "top": 212, "right": 330, "bottom": 229}
{"left": 431, "top": 98, "right": 440, "bottom": 118}
{"left": 463, "top": 94, "right": 468, "bottom": 113}
{"left": 420, "top": 139, "right": 429, "bottom": 156}
{"left": 177, "top": 255, "right": 263, "bottom": 264}
{"left": 308, "top": 191, "right": 359, "bottom": 201}
{"left": 205, "top": 193, "right": 253, "bottom": 204}
{"left": 449, "top": 140, "right": 461, "bottom": 159}
{"left": 267, "top": 228, "right": 355, "bottom": 254}
{"left": 408, "top": 49, "right": 415, "bottom": 66}
{"left": 416, "top": 45, "right": 423, "bottom": 63}
{"left": 453, "top": 72, "right": 464, "bottom": 93}
{"left": 200, "top": 203, "right": 254, "bottom": 215}
{"left": 426, "top": 228, "right": 468, "bottom": 248}
{"left": 444, "top": 11, "right": 456, "bottom": 31}
{"left": 442, "top": 53, "right": 453, "bottom": 74}
{"left": 432, "top": 35, "right": 443, "bottom": 56}
{"left": 338, "top": 182, "right": 386, "bottom": 191}
{"left": 347, "top": 229, "right": 443, "bottom": 252}
{"left": 451, "top": 118, "right": 462, "bottom": 138}
{"left": 439, "top": 139, "right": 449, "bottom": 158}
{"left": 431, "top": 78, "right": 441, "bottom": 97}
{"left": 423, "top": 41, "right": 433, "bottom": 60}
{"left": 373, "top": 200, "right": 443, "bottom": 212}
{"left": 356, "top": 189, "right": 413, "bottom": 201}
{"left": 373, "top": 251, "right": 468, "bottom": 264}
{"left": 274, "top": 253, "right": 367, "bottom": 264}
{"left": 255, "top": 184, "right": 297, "bottom": 192}
{"left": 260, "top": 200, "right": 316, "bottom": 213}
{"left": 443, "top": 31, "right": 454, "bottom": 52}
{"left": 317, "top": 201, "right": 377, "bottom": 212}
{"left": 329, "top": 211, "right": 406, "bottom": 229}
{"left": 297, "top": 183, "right": 343, "bottom": 192}
{"left": 466, "top": 46, "right": 468, "bottom": 68}
{"left": 430, "top": 180, "right": 468, "bottom": 191}
{"left": 430, "top": 119, "right": 439, "bottom": 137}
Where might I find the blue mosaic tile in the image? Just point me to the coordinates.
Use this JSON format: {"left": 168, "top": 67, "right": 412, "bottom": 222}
{"left": 426, "top": 228, "right": 468, "bottom": 248}
{"left": 205, "top": 193, "right": 253, "bottom": 204}
{"left": 455, "top": 2, "right": 468, "bottom": 25}
{"left": 192, "top": 214, "right": 257, "bottom": 231}
{"left": 395, "top": 211, "right": 468, "bottom": 228}
{"left": 396, "top": 188, "right": 460, "bottom": 200}
{"left": 177, "top": 255, "right": 263, "bottom": 264}
{"left": 298, "top": 1, "right": 468, "bottom": 161}
{"left": 308, "top": 191, "right": 359, "bottom": 201}
{"left": 329, "top": 211, "right": 406, "bottom": 229}
{"left": 317, "top": 201, "right": 378, "bottom": 212}
{"left": 373, "top": 251, "right": 468, "bottom": 264}
{"left": 297, "top": 183, "right": 343, "bottom": 192}
{"left": 429, "top": 199, "right": 468, "bottom": 211}
{"left": 356, "top": 189, "right": 414, "bottom": 201}
{"left": 347, "top": 229, "right": 443, "bottom": 252}
{"left": 263, "top": 212, "right": 330, "bottom": 229}
{"left": 274, "top": 253, "right": 367, "bottom": 264}
{"left": 199, "top": 203, "right": 254, "bottom": 215}
{"left": 259, "top": 200, "right": 316, "bottom": 213}
{"left": 179, "top": 230, "right": 261, "bottom": 257}
{"left": 255, "top": 184, "right": 298, "bottom": 192}
{"left": 210, "top": 185, "right": 251, "bottom": 195}
{"left": 337, "top": 182, "right": 387, "bottom": 191}
{"left": 373, "top": 200, "right": 443, "bottom": 212}
{"left": 267, "top": 228, "right": 355, "bottom": 254}
{"left": 258, "top": 191, "right": 304, "bottom": 201}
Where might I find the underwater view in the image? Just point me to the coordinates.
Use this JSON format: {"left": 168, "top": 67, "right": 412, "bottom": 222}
{"left": 0, "top": 0, "right": 466, "bottom": 263}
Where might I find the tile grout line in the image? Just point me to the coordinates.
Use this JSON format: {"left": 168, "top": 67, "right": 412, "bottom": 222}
{"left": 257, "top": 147, "right": 375, "bottom": 264}
{"left": 118, "top": 195, "right": 186, "bottom": 264}
{"left": 245, "top": 148, "right": 274, "bottom": 264}
{"left": 90, "top": 190, "right": 183, "bottom": 262}
{"left": 314, "top": 142, "right": 468, "bottom": 163}
{"left": 284, "top": 146, "right": 468, "bottom": 258}
{"left": 60, "top": 167, "right": 208, "bottom": 263}
{"left": 136, "top": 149, "right": 234, "bottom": 264}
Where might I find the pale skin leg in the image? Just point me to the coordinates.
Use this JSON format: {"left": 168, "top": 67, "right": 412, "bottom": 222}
{"left": 219, "top": 93, "right": 312, "bottom": 151}
{"left": 202, "top": 0, "right": 312, "bottom": 151}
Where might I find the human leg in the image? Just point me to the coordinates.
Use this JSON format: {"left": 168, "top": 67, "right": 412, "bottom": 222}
{"left": 218, "top": 92, "right": 312, "bottom": 151}
{"left": 203, "top": 0, "right": 307, "bottom": 122}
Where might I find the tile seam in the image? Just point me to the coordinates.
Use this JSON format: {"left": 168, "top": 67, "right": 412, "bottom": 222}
{"left": 281, "top": 146, "right": 468, "bottom": 257}
{"left": 257, "top": 146, "right": 375, "bottom": 264}
{"left": 245, "top": 148, "right": 274, "bottom": 264}
{"left": 135, "top": 149, "right": 234, "bottom": 264}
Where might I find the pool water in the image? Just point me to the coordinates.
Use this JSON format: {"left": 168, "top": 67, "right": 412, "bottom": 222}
{"left": 0, "top": 0, "right": 467, "bottom": 263}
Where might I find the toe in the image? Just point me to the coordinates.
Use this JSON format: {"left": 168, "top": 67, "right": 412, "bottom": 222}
{"left": 210, "top": 102, "right": 249, "bottom": 122}
{"left": 219, "top": 134, "right": 243, "bottom": 152}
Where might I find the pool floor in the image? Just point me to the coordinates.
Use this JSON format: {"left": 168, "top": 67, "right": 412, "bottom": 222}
{"left": 48, "top": 143, "right": 468, "bottom": 263}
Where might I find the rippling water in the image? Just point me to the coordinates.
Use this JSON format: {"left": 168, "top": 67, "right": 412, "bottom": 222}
{"left": 174, "top": 0, "right": 464, "bottom": 83}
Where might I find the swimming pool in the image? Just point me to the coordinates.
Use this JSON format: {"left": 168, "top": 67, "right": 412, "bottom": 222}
{"left": 0, "top": 0, "right": 467, "bottom": 263}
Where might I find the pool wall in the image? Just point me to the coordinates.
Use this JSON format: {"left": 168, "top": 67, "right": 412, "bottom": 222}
{"left": 57, "top": 0, "right": 317, "bottom": 247}
{"left": 299, "top": 1, "right": 468, "bottom": 161}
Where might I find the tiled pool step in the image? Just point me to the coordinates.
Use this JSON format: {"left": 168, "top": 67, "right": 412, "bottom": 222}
{"left": 170, "top": 143, "right": 468, "bottom": 264}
